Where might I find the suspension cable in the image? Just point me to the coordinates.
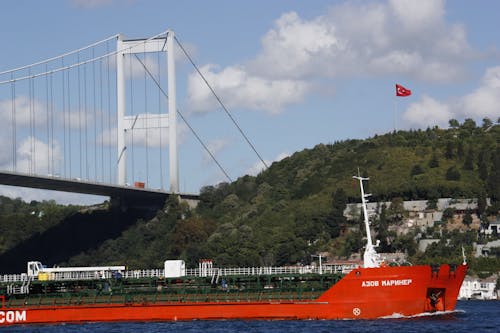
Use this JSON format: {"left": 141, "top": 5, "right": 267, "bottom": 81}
{"left": 133, "top": 54, "right": 233, "bottom": 182}
{"left": 0, "top": 30, "right": 172, "bottom": 85}
{"left": 174, "top": 35, "right": 268, "bottom": 170}
{"left": 0, "top": 34, "right": 119, "bottom": 76}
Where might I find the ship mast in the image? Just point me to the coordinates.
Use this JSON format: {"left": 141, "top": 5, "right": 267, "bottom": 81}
{"left": 353, "top": 175, "right": 382, "bottom": 268}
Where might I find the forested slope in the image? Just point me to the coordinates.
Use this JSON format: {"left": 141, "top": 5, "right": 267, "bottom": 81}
{"left": 1, "top": 119, "right": 498, "bottom": 273}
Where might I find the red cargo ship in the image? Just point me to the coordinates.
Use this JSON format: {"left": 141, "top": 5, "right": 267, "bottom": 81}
{"left": 0, "top": 176, "right": 467, "bottom": 325}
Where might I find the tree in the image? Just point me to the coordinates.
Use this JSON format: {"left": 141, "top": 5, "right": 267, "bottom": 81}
{"left": 482, "top": 117, "right": 493, "bottom": 129}
{"left": 487, "top": 147, "right": 500, "bottom": 202}
{"left": 442, "top": 208, "right": 455, "bottom": 221}
{"left": 410, "top": 164, "right": 424, "bottom": 176}
{"left": 446, "top": 167, "right": 461, "bottom": 181}
{"left": 428, "top": 153, "right": 439, "bottom": 168}
{"left": 325, "top": 188, "right": 347, "bottom": 238}
{"left": 375, "top": 204, "right": 392, "bottom": 253}
{"left": 461, "top": 118, "right": 477, "bottom": 132}
{"left": 426, "top": 198, "right": 438, "bottom": 210}
{"left": 457, "top": 141, "right": 465, "bottom": 159}
{"left": 478, "top": 150, "right": 489, "bottom": 181}
{"left": 388, "top": 197, "right": 405, "bottom": 223}
{"left": 462, "top": 211, "right": 473, "bottom": 227}
{"left": 445, "top": 141, "right": 455, "bottom": 159}
{"left": 449, "top": 119, "right": 460, "bottom": 128}
{"left": 477, "top": 192, "right": 487, "bottom": 217}
{"left": 463, "top": 146, "right": 474, "bottom": 170}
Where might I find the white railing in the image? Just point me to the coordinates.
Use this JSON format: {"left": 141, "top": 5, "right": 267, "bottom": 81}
{"left": 1, "top": 274, "right": 29, "bottom": 283}
{"left": 122, "top": 269, "right": 164, "bottom": 279}
{"left": 185, "top": 264, "right": 358, "bottom": 277}
{"left": 0, "top": 264, "right": 359, "bottom": 284}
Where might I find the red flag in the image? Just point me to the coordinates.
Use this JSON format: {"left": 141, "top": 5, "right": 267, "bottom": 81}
{"left": 396, "top": 84, "right": 411, "bottom": 97}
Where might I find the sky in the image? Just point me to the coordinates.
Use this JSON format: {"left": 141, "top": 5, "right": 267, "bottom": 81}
{"left": 0, "top": 0, "right": 499, "bottom": 205}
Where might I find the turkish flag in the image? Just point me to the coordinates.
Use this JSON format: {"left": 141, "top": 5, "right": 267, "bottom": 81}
{"left": 396, "top": 84, "right": 411, "bottom": 97}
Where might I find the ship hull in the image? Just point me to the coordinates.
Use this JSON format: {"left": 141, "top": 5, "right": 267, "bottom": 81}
{"left": 0, "top": 264, "right": 467, "bottom": 325}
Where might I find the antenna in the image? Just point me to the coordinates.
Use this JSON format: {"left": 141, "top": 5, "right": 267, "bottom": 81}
{"left": 353, "top": 174, "right": 382, "bottom": 268}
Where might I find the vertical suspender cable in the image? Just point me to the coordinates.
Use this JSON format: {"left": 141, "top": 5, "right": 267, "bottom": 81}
{"left": 10, "top": 73, "right": 16, "bottom": 172}
{"left": 45, "top": 64, "right": 50, "bottom": 174}
{"left": 62, "top": 58, "right": 67, "bottom": 177}
{"left": 50, "top": 71, "right": 54, "bottom": 175}
{"left": 93, "top": 48, "right": 97, "bottom": 180}
{"left": 144, "top": 48, "right": 149, "bottom": 186}
{"left": 28, "top": 70, "right": 33, "bottom": 174}
{"left": 84, "top": 59, "right": 89, "bottom": 179}
{"left": 157, "top": 51, "right": 163, "bottom": 189}
{"left": 133, "top": 54, "right": 233, "bottom": 183}
{"left": 99, "top": 58, "right": 104, "bottom": 182}
{"left": 33, "top": 75, "right": 36, "bottom": 174}
{"left": 106, "top": 42, "right": 114, "bottom": 183}
{"left": 129, "top": 53, "right": 135, "bottom": 183}
{"left": 107, "top": 40, "right": 112, "bottom": 183}
{"left": 67, "top": 66, "right": 72, "bottom": 178}
{"left": 78, "top": 52, "right": 82, "bottom": 178}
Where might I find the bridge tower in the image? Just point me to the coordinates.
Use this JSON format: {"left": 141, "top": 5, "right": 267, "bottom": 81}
{"left": 116, "top": 30, "right": 178, "bottom": 193}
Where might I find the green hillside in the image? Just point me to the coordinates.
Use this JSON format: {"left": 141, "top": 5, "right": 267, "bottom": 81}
{"left": 0, "top": 118, "right": 498, "bottom": 274}
{"left": 63, "top": 119, "right": 499, "bottom": 270}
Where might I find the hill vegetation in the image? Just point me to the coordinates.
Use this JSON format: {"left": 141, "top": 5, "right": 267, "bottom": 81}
{"left": 0, "top": 118, "right": 498, "bottom": 276}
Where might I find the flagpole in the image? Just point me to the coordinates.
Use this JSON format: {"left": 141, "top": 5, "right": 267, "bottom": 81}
{"left": 394, "top": 83, "right": 411, "bottom": 131}
{"left": 394, "top": 98, "right": 397, "bottom": 132}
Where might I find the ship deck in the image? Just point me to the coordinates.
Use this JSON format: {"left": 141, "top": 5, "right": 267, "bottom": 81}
{"left": 1, "top": 272, "right": 342, "bottom": 308}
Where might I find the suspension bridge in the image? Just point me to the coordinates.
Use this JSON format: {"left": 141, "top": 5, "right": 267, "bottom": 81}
{"left": 0, "top": 29, "right": 266, "bottom": 209}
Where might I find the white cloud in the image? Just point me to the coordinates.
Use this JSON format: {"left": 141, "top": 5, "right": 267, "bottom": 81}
{"left": 459, "top": 66, "right": 500, "bottom": 119}
{"left": 402, "top": 95, "right": 452, "bottom": 128}
{"left": 187, "top": 0, "right": 474, "bottom": 114}
{"left": 402, "top": 66, "right": 500, "bottom": 128}
{"left": 389, "top": 0, "right": 444, "bottom": 33}
{"left": 0, "top": 95, "right": 98, "bottom": 132}
{"left": 250, "top": 1, "right": 471, "bottom": 81}
{"left": 125, "top": 55, "right": 159, "bottom": 80}
{"left": 125, "top": 122, "right": 188, "bottom": 148}
{"left": 97, "top": 127, "right": 117, "bottom": 147}
{"left": 202, "top": 138, "right": 231, "bottom": 163}
{"left": 187, "top": 64, "right": 310, "bottom": 114}
{"left": 6, "top": 136, "right": 63, "bottom": 175}
{"left": 245, "top": 152, "right": 290, "bottom": 176}
{"left": 98, "top": 121, "right": 189, "bottom": 148}
{"left": 250, "top": 11, "right": 345, "bottom": 79}
{"left": 0, "top": 95, "right": 47, "bottom": 128}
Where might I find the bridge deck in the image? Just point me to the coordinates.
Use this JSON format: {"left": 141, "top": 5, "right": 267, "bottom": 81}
{"left": 0, "top": 171, "right": 198, "bottom": 207}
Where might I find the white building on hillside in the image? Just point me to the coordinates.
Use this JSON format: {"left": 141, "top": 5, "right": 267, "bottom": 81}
{"left": 459, "top": 275, "right": 498, "bottom": 300}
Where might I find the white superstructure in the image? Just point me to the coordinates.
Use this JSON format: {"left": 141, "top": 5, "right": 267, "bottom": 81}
{"left": 27, "top": 261, "right": 125, "bottom": 280}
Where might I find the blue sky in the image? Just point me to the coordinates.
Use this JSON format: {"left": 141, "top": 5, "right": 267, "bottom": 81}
{"left": 0, "top": 0, "right": 499, "bottom": 204}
